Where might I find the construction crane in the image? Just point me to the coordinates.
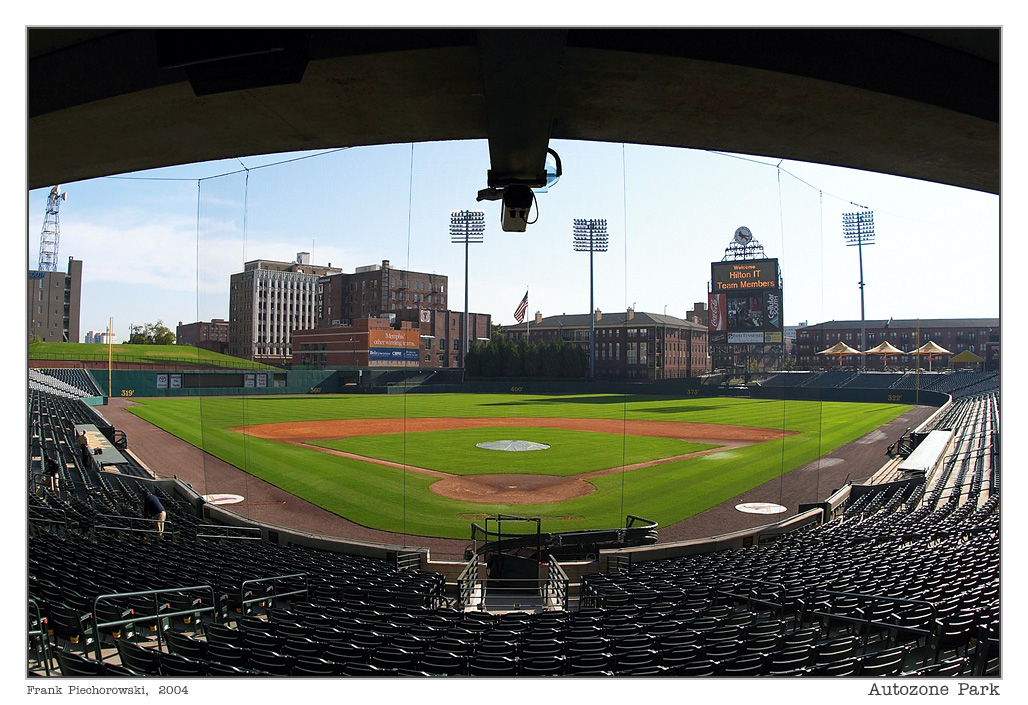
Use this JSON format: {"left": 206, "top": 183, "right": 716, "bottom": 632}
{"left": 37, "top": 185, "right": 66, "bottom": 272}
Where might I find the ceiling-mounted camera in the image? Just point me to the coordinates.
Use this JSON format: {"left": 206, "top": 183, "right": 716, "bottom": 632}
{"left": 477, "top": 148, "right": 561, "bottom": 232}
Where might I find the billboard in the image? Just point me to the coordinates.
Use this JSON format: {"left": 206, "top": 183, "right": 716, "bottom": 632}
{"left": 369, "top": 328, "right": 420, "bottom": 364}
{"left": 709, "top": 259, "right": 783, "bottom": 346}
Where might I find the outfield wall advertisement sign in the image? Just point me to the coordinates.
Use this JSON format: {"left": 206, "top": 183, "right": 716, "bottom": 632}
{"left": 709, "top": 258, "right": 783, "bottom": 346}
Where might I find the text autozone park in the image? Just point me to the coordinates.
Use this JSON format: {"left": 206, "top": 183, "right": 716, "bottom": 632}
{"left": 709, "top": 258, "right": 783, "bottom": 372}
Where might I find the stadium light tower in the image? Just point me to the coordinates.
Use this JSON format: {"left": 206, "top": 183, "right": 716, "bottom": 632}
{"left": 843, "top": 209, "right": 875, "bottom": 369}
{"left": 573, "top": 218, "right": 609, "bottom": 382}
{"left": 38, "top": 185, "right": 67, "bottom": 272}
{"left": 450, "top": 210, "right": 486, "bottom": 366}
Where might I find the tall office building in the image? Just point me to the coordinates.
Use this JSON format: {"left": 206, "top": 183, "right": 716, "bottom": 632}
{"left": 28, "top": 257, "right": 82, "bottom": 343}
{"left": 228, "top": 253, "right": 341, "bottom": 364}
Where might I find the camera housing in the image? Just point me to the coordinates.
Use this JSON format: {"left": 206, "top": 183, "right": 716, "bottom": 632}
{"left": 500, "top": 185, "right": 534, "bottom": 232}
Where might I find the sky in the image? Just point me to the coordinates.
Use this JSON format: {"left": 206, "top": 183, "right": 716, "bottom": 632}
{"left": 26, "top": 138, "right": 999, "bottom": 343}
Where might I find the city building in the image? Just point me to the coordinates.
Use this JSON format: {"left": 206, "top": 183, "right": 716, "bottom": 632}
{"left": 28, "top": 257, "right": 82, "bottom": 343}
{"left": 228, "top": 253, "right": 342, "bottom": 365}
{"left": 316, "top": 260, "right": 448, "bottom": 327}
{"left": 176, "top": 319, "right": 229, "bottom": 355}
{"left": 84, "top": 330, "right": 117, "bottom": 345}
{"left": 292, "top": 317, "right": 422, "bottom": 368}
{"left": 795, "top": 318, "right": 999, "bottom": 371}
{"left": 504, "top": 308, "right": 710, "bottom": 380}
{"left": 395, "top": 308, "right": 492, "bottom": 368}
{"left": 292, "top": 309, "right": 491, "bottom": 369}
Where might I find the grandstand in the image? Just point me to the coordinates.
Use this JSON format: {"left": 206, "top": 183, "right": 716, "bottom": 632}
{"left": 760, "top": 370, "right": 999, "bottom": 399}
{"left": 27, "top": 379, "right": 998, "bottom": 677}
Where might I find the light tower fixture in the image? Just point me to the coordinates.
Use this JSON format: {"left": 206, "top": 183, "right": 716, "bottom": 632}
{"left": 573, "top": 218, "right": 609, "bottom": 382}
{"left": 450, "top": 210, "right": 486, "bottom": 367}
{"left": 38, "top": 185, "right": 67, "bottom": 272}
{"left": 843, "top": 209, "right": 875, "bottom": 369}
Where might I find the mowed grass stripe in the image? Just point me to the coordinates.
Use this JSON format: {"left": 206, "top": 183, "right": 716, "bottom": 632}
{"left": 312, "top": 428, "right": 718, "bottom": 476}
{"left": 127, "top": 394, "right": 912, "bottom": 538}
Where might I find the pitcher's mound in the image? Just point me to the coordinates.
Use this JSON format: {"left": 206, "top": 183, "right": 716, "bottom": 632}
{"left": 430, "top": 473, "right": 594, "bottom": 504}
{"left": 476, "top": 440, "right": 551, "bottom": 451}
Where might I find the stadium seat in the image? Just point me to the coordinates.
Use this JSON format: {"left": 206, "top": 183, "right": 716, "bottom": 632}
{"left": 159, "top": 652, "right": 209, "bottom": 676}
{"left": 116, "top": 640, "right": 163, "bottom": 675}
{"left": 56, "top": 649, "right": 105, "bottom": 677}
{"left": 204, "top": 641, "right": 250, "bottom": 668}
{"left": 719, "top": 652, "right": 769, "bottom": 676}
{"left": 290, "top": 656, "right": 341, "bottom": 676}
{"left": 811, "top": 657, "right": 859, "bottom": 676}
{"left": 47, "top": 603, "right": 95, "bottom": 655}
{"left": 204, "top": 623, "right": 245, "bottom": 647}
{"left": 164, "top": 631, "right": 208, "bottom": 661}
{"left": 419, "top": 650, "right": 465, "bottom": 676}
{"left": 467, "top": 655, "right": 519, "bottom": 676}
{"left": 247, "top": 649, "right": 294, "bottom": 676}
{"left": 673, "top": 659, "right": 717, "bottom": 676}
{"left": 520, "top": 656, "right": 566, "bottom": 676}
{"left": 370, "top": 646, "right": 417, "bottom": 670}
{"left": 857, "top": 646, "right": 909, "bottom": 677}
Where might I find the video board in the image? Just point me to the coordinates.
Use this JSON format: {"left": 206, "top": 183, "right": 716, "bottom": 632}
{"left": 708, "top": 259, "right": 783, "bottom": 345}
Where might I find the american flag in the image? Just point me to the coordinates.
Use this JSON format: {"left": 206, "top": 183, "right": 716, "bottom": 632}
{"left": 514, "top": 291, "right": 528, "bottom": 323}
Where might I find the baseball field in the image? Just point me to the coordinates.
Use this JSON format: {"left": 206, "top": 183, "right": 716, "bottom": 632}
{"left": 126, "top": 393, "right": 911, "bottom": 539}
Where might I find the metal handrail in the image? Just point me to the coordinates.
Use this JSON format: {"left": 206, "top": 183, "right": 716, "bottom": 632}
{"left": 239, "top": 573, "right": 308, "bottom": 614}
{"left": 801, "top": 589, "right": 938, "bottom": 653}
{"left": 396, "top": 552, "right": 422, "bottom": 571}
{"left": 28, "top": 597, "right": 53, "bottom": 676}
{"left": 457, "top": 553, "right": 481, "bottom": 610}
{"left": 717, "top": 574, "right": 789, "bottom": 619}
{"left": 194, "top": 524, "right": 262, "bottom": 540}
{"left": 93, "top": 513, "right": 173, "bottom": 536}
{"left": 544, "top": 557, "right": 570, "bottom": 610}
{"left": 90, "top": 585, "right": 218, "bottom": 661}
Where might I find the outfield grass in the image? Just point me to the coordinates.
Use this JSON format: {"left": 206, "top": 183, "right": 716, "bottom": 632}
{"left": 127, "top": 394, "right": 912, "bottom": 539}
{"left": 312, "top": 428, "right": 718, "bottom": 476}
{"left": 29, "top": 342, "right": 277, "bottom": 369}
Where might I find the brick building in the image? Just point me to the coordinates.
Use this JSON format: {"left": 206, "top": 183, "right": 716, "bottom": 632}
{"left": 292, "top": 309, "right": 491, "bottom": 369}
{"left": 176, "top": 319, "right": 229, "bottom": 355}
{"left": 395, "top": 308, "right": 492, "bottom": 368}
{"left": 795, "top": 318, "right": 999, "bottom": 371}
{"left": 504, "top": 309, "right": 710, "bottom": 380}
{"left": 316, "top": 260, "right": 448, "bottom": 327}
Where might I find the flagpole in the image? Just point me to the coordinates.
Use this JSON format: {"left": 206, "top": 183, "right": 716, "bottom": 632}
{"left": 526, "top": 287, "right": 530, "bottom": 342}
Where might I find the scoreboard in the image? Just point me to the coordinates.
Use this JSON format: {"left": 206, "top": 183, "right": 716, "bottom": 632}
{"left": 708, "top": 258, "right": 783, "bottom": 345}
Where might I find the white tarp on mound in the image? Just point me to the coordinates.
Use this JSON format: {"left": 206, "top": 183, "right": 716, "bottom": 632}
{"left": 476, "top": 440, "right": 551, "bottom": 452}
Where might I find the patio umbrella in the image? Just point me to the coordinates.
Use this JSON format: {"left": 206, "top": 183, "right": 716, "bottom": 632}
{"left": 864, "top": 340, "right": 907, "bottom": 370}
{"left": 816, "top": 341, "right": 862, "bottom": 368}
{"left": 914, "top": 340, "right": 952, "bottom": 372}
{"left": 948, "top": 349, "right": 984, "bottom": 370}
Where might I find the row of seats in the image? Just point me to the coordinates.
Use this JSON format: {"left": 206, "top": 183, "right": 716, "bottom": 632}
{"left": 29, "top": 385, "right": 998, "bottom": 677}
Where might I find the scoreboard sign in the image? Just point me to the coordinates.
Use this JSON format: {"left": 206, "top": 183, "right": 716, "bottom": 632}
{"left": 711, "top": 259, "right": 779, "bottom": 293}
{"left": 709, "top": 258, "right": 783, "bottom": 346}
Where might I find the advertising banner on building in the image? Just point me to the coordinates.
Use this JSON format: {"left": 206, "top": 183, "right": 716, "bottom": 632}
{"left": 369, "top": 348, "right": 421, "bottom": 362}
{"left": 156, "top": 373, "right": 169, "bottom": 389}
{"left": 708, "top": 293, "right": 726, "bottom": 332}
{"left": 369, "top": 328, "right": 421, "bottom": 364}
{"left": 369, "top": 329, "right": 419, "bottom": 349}
{"left": 170, "top": 374, "right": 182, "bottom": 389}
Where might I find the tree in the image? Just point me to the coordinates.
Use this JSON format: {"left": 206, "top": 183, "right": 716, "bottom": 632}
{"left": 127, "top": 320, "right": 176, "bottom": 345}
